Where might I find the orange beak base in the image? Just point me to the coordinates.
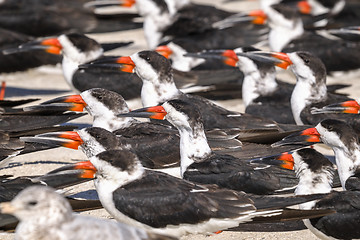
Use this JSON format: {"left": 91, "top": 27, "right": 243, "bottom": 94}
{"left": 116, "top": 56, "right": 135, "bottom": 73}
{"left": 41, "top": 38, "right": 63, "bottom": 55}
{"left": 221, "top": 50, "right": 239, "bottom": 67}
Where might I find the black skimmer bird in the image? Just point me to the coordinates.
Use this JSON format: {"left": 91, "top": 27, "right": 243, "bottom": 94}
{"left": 81, "top": 50, "right": 301, "bottom": 131}
{"left": 72, "top": 149, "right": 333, "bottom": 237}
{"left": 175, "top": 47, "right": 348, "bottom": 124}
{"left": 37, "top": 87, "right": 242, "bottom": 144}
{"left": 262, "top": 3, "right": 360, "bottom": 72}
{"left": 274, "top": 119, "right": 360, "bottom": 189}
{"left": 185, "top": 47, "right": 296, "bottom": 124}
{"left": 3, "top": 33, "right": 142, "bottom": 99}
{"left": 118, "top": 99, "right": 314, "bottom": 194}
{"left": 40, "top": 88, "right": 311, "bottom": 145}
{"left": 272, "top": 120, "right": 360, "bottom": 239}
{"left": 26, "top": 126, "right": 183, "bottom": 172}
{"left": 250, "top": 50, "right": 359, "bottom": 131}
{"left": 0, "top": 186, "right": 175, "bottom": 240}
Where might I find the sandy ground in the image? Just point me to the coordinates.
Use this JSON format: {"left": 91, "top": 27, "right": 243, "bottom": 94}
{"left": 0, "top": 0, "right": 359, "bottom": 239}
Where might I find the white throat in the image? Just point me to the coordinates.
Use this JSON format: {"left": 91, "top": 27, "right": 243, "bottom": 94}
{"left": 290, "top": 67, "right": 327, "bottom": 125}
{"left": 131, "top": 53, "right": 181, "bottom": 107}
{"left": 240, "top": 59, "right": 278, "bottom": 107}
{"left": 58, "top": 35, "right": 103, "bottom": 90}
{"left": 267, "top": 10, "right": 304, "bottom": 51}
{"left": 136, "top": 0, "right": 175, "bottom": 49}
{"left": 178, "top": 126, "right": 211, "bottom": 177}
{"left": 168, "top": 42, "right": 205, "bottom": 72}
{"left": 332, "top": 146, "right": 360, "bottom": 190}
{"left": 141, "top": 80, "right": 180, "bottom": 107}
{"left": 293, "top": 157, "right": 333, "bottom": 210}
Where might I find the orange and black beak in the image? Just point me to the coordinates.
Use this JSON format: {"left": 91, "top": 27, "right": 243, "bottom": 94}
{"left": 297, "top": 1, "right": 311, "bottom": 15}
{"left": 250, "top": 152, "right": 294, "bottom": 170}
{"left": 118, "top": 106, "right": 167, "bottom": 120}
{"left": 269, "top": 52, "right": 293, "bottom": 69}
{"left": 23, "top": 131, "right": 84, "bottom": 150}
{"left": 248, "top": 10, "right": 267, "bottom": 25}
{"left": 84, "top": 0, "right": 136, "bottom": 9}
{"left": 185, "top": 49, "right": 239, "bottom": 67}
{"left": 272, "top": 128, "right": 321, "bottom": 147}
{"left": 41, "top": 94, "right": 87, "bottom": 112}
{"left": 242, "top": 51, "right": 293, "bottom": 69}
{"left": 3, "top": 37, "right": 62, "bottom": 55}
{"left": 274, "top": 152, "right": 295, "bottom": 170}
{"left": 79, "top": 56, "right": 135, "bottom": 73}
{"left": 48, "top": 160, "right": 97, "bottom": 179}
{"left": 155, "top": 45, "right": 173, "bottom": 59}
{"left": 311, "top": 100, "right": 360, "bottom": 114}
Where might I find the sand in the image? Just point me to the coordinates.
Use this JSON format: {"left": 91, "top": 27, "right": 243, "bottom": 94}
{"left": 0, "top": 0, "right": 359, "bottom": 239}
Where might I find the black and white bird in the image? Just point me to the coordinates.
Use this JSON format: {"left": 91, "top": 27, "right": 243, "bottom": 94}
{"left": 186, "top": 47, "right": 297, "bottom": 124}
{"left": 272, "top": 119, "right": 360, "bottom": 239}
{"left": 186, "top": 47, "right": 350, "bottom": 124}
{"left": 250, "top": 51, "right": 360, "bottom": 133}
{"left": 118, "top": 99, "right": 312, "bottom": 194}
{"left": 0, "top": 186, "right": 176, "bottom": 240}
{"left": 71, "top": 149, "right": 333, "bottom": 237}
{"left": 4, "top": 33, "right": 142, "bottom": 100}
{"left": 31, "top": 88, "right": 244, "bottom": 166}
{"left": 81, "top": 50, "right": 301, "bottom": 131}
{"left": 263, "top": 4, "right": 360, "bottom": 72}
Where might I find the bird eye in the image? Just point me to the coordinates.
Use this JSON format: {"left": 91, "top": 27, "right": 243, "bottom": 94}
{"left": 28, "top": 201, "right": 38, "bottom": 206}
{"left": 145, "top": 57, "right": 150, "bottom": 61}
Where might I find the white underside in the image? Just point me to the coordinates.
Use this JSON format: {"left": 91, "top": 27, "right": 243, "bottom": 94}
{"left": 94, "top": 178, "right": 261, "bottom": 238}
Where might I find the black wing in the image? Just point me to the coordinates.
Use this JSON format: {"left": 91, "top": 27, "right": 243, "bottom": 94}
{"left": 113, "top": 171, "right": 255, "bottom": 228}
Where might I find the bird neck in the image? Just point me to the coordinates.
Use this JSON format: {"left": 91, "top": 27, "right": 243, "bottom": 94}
{"left": 140, "top": 5, "right": 175, "bottom": 49}
{"left": 269, "top": 19, "right": 304, "bottom": 51}
{"left": 62, "top": 57, "right": 80, "bottom": 90}
{"left": 141, "top": 78, "right": 181, "bottom": 107}
{"left": 291, "top": 75, "right": 327, "bottom": 125}
{"left": 168, "top": 42, "right": 205, "bottom": 72}
{"left": 332, "top": 145, "right": 360, "bottom": 190}
{"left": 295, "top": 162, "right": 333, "bottom": 210}
{"left": 178, "top": 124, "right": 211, "bottom": 177}
{"left": 242, "top": 68, "right": 278, "bottom": 107}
